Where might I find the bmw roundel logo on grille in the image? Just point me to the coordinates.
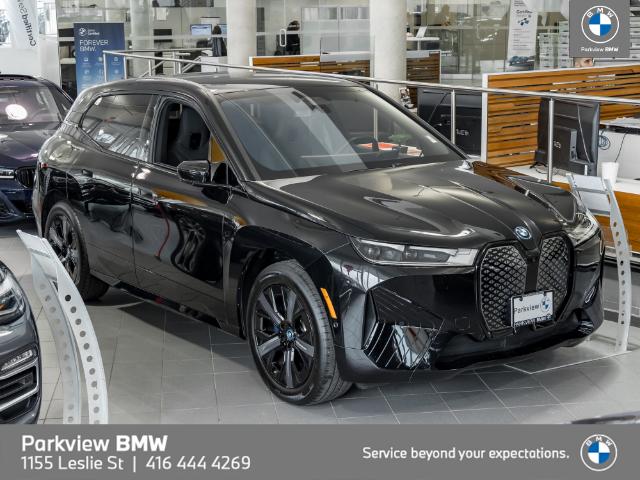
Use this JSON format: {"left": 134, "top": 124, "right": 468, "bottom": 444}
{"left": 582, "top": 6, "right": 620, "bottom": 44}
{"left": 580, "top": 434, "right": 618, "bottom": 472}
{"left": 514, "top": 226, "right": 532, "bottom": 240}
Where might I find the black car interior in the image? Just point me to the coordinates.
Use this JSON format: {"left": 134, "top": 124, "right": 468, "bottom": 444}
{"left": 156, "top": 103, "right": 211, "bottom": 167}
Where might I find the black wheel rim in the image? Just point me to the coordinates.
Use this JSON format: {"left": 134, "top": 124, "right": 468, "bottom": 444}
{"left": 253, "top": 283, "right": 316, "bottom": 390}
{"left": 47, "top": 213, "right": 80, "bottom": 282}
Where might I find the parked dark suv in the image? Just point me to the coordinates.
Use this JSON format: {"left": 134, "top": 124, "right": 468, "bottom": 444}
{"left": 0, "top": 261, "right": 41, "bottom": 423}
{"left": 33, "top": 73, "right": 604, "bottom": 404}
{"left": 0, "top": 75, "right": 72, "bottom": 223}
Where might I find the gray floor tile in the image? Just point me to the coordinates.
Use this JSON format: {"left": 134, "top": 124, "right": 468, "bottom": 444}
{"left": 162, "top": 390, "right": 217, "bottom": 411}
{"left": 339, "top": 415, "right": 398, "bottom": 424}
{"left": 212, "top": 342, "right": 250, "bottom": 358}
{"left": 380, "top": 381, "right": 436, "bottom": 397}
{"left": 340, "top": 385, "right": 383, "bottom": 399}
{"left": 432, "top": 374, "right": 487, "bottom": 393}
{"left": 108, "top": 391, "right": 162, "bottom": 414}
{"left": 493, "top": 387, "right": 559, "bottom": 407}
{"left": 162, "top": 373, "right": 215, "bottom": 394}
{"left": 110, "top": 362, "right": 162, "bottom": 393}
{"left": 396, "top": 411, "right": 459, "bottom": 424}
{"left": 110, "top": 411, "right": 161, "bottom": 424}
{"left": 163, "top": 358, "right": 213, "bottom": 376}
{"left": 454, "top": 408, "right": 518, "bottom": 424}
{"left": 219, "top": 404, "right": 277, "bottom": 424}
{"left": 441, "top": 390, "right": 503, "bottom": 411}
{"left": 214, "top": 371, "right": 272, "bottom": 406}
{"left": 275, "top": 403, "right": 338, "bottom": 424}
{"left": 161, "top": 407, "right": 219, "bottom": 424}
{"left": 479, "top": 371, "right": 540, "bottom": 390}
{"left": 213, "top": 355, "right": 256, "bottom": 374}
{"left": 331, "top": 396, "right": 393, "bottom": 419}
{"left": 386, "top": 393, "right": 449, "bottom": 414}
{"left": 563, "top": 402, "right": 620, "bottom": 421}
{"left": 508, "top": 405, "right": 573, "bottom": 424}
{"left": 211, "top": 328, "right": 242, "bottom": 345}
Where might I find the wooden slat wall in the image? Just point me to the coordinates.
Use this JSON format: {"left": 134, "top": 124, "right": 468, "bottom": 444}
{"left": 486, "top": 65, "right": 640, "bottom": 253}
{"left": 485, "top": 64, "right": 640, "bottom": 168}
{"left": 407, "top": 51, "right": 441, "bottom": 104}
{"left": 250, "top": 52, "right": 441, "bottom": 105}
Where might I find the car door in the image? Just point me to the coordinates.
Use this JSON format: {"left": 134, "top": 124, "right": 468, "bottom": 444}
{"left": 130, "top": 96, "right": 230, "bottom": 324}
{"left": 68, "top": 93, "right": 158, "bottom": 284}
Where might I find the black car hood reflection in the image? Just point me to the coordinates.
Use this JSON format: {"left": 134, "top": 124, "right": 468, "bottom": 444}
{"left": 0, "top": 125, "right": 57, "bottom": 169}
{"left": 249, "top": 161, "right": 577, "bottom": 249}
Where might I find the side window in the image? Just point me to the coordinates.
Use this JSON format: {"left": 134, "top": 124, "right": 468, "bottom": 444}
{"left": 154, "top": 101, "right": 217, "bottom": 169}
{"left": 81, "top": 94, "right": 156, "bottom": 161}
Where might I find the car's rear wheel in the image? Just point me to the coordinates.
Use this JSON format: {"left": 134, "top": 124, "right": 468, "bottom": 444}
{"left": 44, "top": 202, "right": 109, "bottom": 301}
{"left": 247, "top": 260, "right": 351, "bottom": 405}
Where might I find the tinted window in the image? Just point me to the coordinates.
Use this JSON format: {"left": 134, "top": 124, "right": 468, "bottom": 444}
{"left": 82, "top": 94, "right": 156, "bottom": 161}
{"left": 0, "top": 86, "right": 68, "bottom": 128}
{"left": 219, "top": 86, "right": 462, "bottom": 180}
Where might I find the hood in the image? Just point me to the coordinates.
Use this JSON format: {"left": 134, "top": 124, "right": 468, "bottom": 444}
{"left": 0, "top": 125, "right": 57, "bottom": 169}
{"left": 247, "top": 161, "right": 579, "bottom": 250}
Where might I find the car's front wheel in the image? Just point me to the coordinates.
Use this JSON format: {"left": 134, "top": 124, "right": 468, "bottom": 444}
{"left": 44, "top": 201, "right": 109, "bottom": 301}
{"left": 247, "top": 260, "right": 351, "bottom": 405}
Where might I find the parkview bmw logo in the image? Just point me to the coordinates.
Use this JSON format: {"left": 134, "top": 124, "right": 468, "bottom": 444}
{"left": 580, "top": 434, "right": 618, "bottom": 472}
{"left": 581, "top": 6, "right": 620, "bottom": 44}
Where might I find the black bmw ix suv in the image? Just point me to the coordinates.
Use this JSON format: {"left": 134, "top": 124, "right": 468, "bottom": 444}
{"left": 33, "top": 73, "right": 604, "bottom": 404}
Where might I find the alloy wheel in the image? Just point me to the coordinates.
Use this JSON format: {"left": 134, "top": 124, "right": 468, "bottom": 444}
{"left": 253, "top": 283, "right": 316, "bottom": 390}
{"left": 47, "top": 213, "right": 80, "bottom": 282}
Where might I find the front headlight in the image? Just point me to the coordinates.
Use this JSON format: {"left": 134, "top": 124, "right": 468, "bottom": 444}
{"left": 565, "top": 210, "right": 599, "bottom": 246}
{"left": 0, "top": 268, "right": 26, "bottom": 324}
{"left": 351, "top": 237, "right": 478, "bottom": 266}
{"left": 0, "top": 167, "right": 15, "bottom": 179}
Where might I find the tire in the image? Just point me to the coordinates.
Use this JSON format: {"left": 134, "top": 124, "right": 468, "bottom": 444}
{"left": 246, "top": 260, "right": 351, "bottom": 405}
{"left": 44, "top": 201, "right": 109, "bottom": 301}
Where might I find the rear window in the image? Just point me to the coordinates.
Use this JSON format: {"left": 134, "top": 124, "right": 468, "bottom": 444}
{"left": 81, "top": 94, "right": 157, "bottom": 161}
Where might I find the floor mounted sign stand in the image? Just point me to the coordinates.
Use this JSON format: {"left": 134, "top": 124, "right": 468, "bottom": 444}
{"left": 507, "top": 174, "right": 634, "bottom": 374}
{"left": 17, "top": 231, "right": 108, "bottom": 424}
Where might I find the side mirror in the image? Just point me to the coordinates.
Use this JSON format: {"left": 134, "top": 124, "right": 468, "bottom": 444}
{"left": 177, "top": 161, "right": 211, "bottom": 185}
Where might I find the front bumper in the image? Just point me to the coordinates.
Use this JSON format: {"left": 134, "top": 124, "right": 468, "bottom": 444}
{"left": 325, "top": 231, "right": 604, "bottom": 383}
{"left": 0, "top": 178, "right": 33, "bottom": 224}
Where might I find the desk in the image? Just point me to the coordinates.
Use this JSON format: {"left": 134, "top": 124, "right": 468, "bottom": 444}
{"left": 510, "top": 165, "right": 640, "bottom": 261}
{"left": 599, "top": 118, "right": 640, "bottom": 180}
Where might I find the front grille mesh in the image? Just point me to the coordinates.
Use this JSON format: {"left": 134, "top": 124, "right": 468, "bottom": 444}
{"left": 479, "top": 236, "right": 571, "bottom": 332}
{"left": 14, "top": 167, "right": 36, "bottom": 189}
{"left": 479, "top": 245, "right": 527, "bottom": 331}
{"left": 536, "top": 236, "right": 570, "bottom": 315}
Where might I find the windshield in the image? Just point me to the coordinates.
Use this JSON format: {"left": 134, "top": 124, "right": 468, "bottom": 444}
{"left": 0, "top": 86, "right": 69, "bottom": 128}
{"left": 219, "top": 85, "right": 462, "bottom": 180}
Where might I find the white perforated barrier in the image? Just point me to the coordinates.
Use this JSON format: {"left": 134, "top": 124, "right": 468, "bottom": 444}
{"left": 506, "top": 175, "right": 634, "bottom": 374}
{"left": 18, "top": 231, "right": 109, "bottom": 424}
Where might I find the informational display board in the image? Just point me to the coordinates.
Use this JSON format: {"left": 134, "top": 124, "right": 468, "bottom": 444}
{"left": 73, "top": 22, "right": 125, "bottom": 93}
{"left": 506, "top": 0, "right": 537, "bottom": 71}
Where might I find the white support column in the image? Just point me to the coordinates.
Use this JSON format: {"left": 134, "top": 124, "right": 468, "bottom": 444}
{"left": 129, "top": 0, "right": 153, "bottom": 77}
{"left": 227, "top": 0, "right": 257, "bottom": 70}
{"left": 369, "top": 0, "right": 407, "bottom": 101}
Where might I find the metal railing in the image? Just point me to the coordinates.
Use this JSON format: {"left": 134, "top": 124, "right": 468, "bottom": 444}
{"left": 103, "top": 49, "right": 640, "bottom": 184}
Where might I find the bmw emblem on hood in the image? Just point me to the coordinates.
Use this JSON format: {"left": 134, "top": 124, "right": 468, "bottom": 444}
{"left": 515, "top": 226, "right": 532, "bottom": 240}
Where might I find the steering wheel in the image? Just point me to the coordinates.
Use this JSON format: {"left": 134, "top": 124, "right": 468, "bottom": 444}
{"left": 335, "top": 135, "right": 380, "bottom": 154}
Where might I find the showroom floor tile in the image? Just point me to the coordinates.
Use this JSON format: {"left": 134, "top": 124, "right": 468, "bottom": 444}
{"left": 2, "top": 223, "right": 640, "bottom": 425}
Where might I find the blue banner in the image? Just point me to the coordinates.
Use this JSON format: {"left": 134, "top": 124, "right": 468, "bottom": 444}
{"left": 74, "top": 22, "right": 126, "bottom": 93}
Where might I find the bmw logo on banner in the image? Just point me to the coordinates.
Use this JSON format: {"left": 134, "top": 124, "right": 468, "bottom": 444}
{"left": 580, "top": 434, "right": 618, "bottom": 472}
{"left": 570, "top": 0, "right": 630, "bottom": 57}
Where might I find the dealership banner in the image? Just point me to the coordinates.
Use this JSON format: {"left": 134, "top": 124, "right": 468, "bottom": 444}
{"left": 506, "top": 0, "right": 538, "bottom": 70}
{"left": 4, "top": 0, "right": 38, "bottom": 49}
{"left": 0, "top": 425, "right": 638, "bottom": 479}
{"left": 73, "top": 23, "right": 126, "bottom": 93}
{"left": 569, "top": 0, "right": 630, "bottom": 57}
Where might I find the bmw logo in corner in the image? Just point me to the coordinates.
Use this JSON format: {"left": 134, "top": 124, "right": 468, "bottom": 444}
{"left": 580, "top": 434, "right": 618, "bottom": 472}
{"left": 514, "top": 226, "right": 532, "bottom": 241}
{"left": 581, "top": 6, "right": 620, "bottom": 45}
